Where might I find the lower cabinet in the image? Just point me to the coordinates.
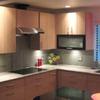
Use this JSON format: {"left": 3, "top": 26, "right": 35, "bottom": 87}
{"left": 25, "top": 70, "right": 56, "bottom": 100}
{"left": 57, "top": 70, "right": 89, "bottom": 100}
{"left": 87, "top": 74, "right": 100, "bottom": 94}
{"left": 58, "top": 70, "right": 87, "bottom": 90}
{"left": 1, "top": 69, "right": 100, "bottom": 100}
{"left": 0, "top": 78, "right": 25, "bottom": 100}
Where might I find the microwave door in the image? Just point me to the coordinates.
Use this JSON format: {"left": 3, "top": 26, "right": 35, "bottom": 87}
{"left": 57, "top": 35, "right": 85, "bottom": 50}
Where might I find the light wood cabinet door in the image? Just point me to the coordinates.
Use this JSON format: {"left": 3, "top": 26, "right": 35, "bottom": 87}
{"left": 40, "top": 12, "right": 56, "bottom": 50}
{"left": 58, "top": 70, "right": 87, "bottom": 90}
{"left": 55, "top": 12, "right": 85, "bottom": 35}
{"left": 0, "top": 78, "right": 25, "bottom": 100}
{"left": 17, "top": 9, "right": 39, "bottom": 28}
{"left": 0, "top": 7, "right": 16, "bottom": 53}
{"left": 77, "top": 12, "right": 85, "bottom": 35}
{"left": 55, "top": 13, "right": 69, "bottom": 34}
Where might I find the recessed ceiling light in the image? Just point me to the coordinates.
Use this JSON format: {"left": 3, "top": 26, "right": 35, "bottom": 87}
{"left": 65, "top": 5, "right": 71, "bottom": 8}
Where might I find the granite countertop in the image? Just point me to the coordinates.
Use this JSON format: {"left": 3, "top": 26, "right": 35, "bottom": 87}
{"left": 42, "top": 64, "right": 100, "bottom": 74}
{"left": 0, "top": 72, "right": 23, "bottom": 82}
{"left": 0, "top": 64, "right": 100, "bottom": 83}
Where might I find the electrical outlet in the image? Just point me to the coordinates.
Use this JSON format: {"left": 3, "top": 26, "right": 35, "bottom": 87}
{"left": 78, "top": 56, "right": 83, "bottom": 61}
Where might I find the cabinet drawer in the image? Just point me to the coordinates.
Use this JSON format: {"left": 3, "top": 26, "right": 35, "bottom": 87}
{"left": 0, "top": 78, "right": 24, "bottom": 91}
{"left": 25, "top": 71, "right": 56, "bottom": 85}
{"left": 25, "top": 71, "right": 56, "bottom": 99}
{"left": 0, "top": 78, "right": 24, "bottom": 100}
{"left": 0, "top": 88, "right": 24, "bottom": 100}
{"left": 87, "top": 74, "right": 100, "bottom": 93}
{"left": 58, "top": 70, "right": 87, "bottom": 90}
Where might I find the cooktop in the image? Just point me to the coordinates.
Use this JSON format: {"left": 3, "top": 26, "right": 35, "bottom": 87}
{"left": 11, "top": 67, "right": 47, "bottom": 75}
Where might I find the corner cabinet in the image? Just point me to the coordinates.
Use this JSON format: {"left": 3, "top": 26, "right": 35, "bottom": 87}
{"left": 16, "top": 9, "right": 39, "bottom": 28}
{"left": 58, "top": 70, "right": 87, "bottom": 90}
{"left": 0, "top": 7, "right": 16, "bottom": 53}
{"left": 55, "top": 12, "right": 85, "bottom": 35}
{"left": 40, "top": 12, "right": 56, "bottom": 50}
{"left": 25, "top": 71, "right": 56, "bottom": 100}
{"left": 87, "top": 74, "right": 100, "bottom": 94}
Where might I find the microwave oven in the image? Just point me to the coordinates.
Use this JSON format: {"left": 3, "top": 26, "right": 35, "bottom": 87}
{"left": 57, "top": 35, "right": 85, "bottom": 50}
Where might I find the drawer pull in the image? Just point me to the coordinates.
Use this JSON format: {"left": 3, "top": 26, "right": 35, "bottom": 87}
{"left": 5, "top": 85, "right": 15, "bottom": 88}
{"left": 35, "top": 78, "right": 43, "bottom": 80}
{"left": 6, "top": 93, "right": 15, "bottom": 96}
{"left": 51, "top": 73, "right": 56, "bottom": 76}
{"left": 69, "top": 81, "right": 77, "bottom": 84}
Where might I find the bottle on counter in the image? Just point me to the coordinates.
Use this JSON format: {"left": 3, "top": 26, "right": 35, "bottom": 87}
{"left": 35, "top": 58, "right": 43, "bottom": 68}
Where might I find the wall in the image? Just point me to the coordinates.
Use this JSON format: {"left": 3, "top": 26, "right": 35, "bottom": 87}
{"left": 11, "top": 36, "right": 45, "bottom": 71}
{"left": 45, "top": 49, "right": 95, "bottom": 68}
{"left": 0, "top": 54, "right": 12, "bottom": 72}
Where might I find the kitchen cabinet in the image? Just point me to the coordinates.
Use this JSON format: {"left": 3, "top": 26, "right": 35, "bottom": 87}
{"left": 40, "top": 12, "right": 56, "bottom": 50}
{"left": 0, "top": 7, "right": 16, "bottom": 53}
{"left": 56, "top": 12, "right": 93, "bottom": 50}
{"left": 25, "top": 70, "right": 56, "bottom": 100}
{"left": 55, "top": 12, "right": 85, "bottom": 35}
{"left": 58, "top": 70, "right": 87, "bottom": 90}
{"left": 87, "top": 74, "right": 100, "bottom": 94}
{"left": 16, "top": 9, "right": 39, "bottom": 28}
{"left": 0, "top": 78, "right": 24, "bottom": 100}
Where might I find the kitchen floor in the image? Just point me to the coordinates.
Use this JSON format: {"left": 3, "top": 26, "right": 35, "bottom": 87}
{"left": 40, "top": 97, "right": 85, "bottom": 100}
{"left": 39, "top": 90, "right": 90, "bottom": 100}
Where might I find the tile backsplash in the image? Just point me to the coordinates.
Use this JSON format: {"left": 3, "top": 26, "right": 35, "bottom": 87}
{"left": 45, "top": 49, "right": 95, "bottom": 68}
{"left": 0, "top": 54, "right": 12, "bottom": 72}
{"left": 0, "top": 36, "right": 95, "bottom": 72}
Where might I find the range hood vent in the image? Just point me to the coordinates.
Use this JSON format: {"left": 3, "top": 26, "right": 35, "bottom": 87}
{"left": 16, "top": 27, "right": 44, "bottom": 36}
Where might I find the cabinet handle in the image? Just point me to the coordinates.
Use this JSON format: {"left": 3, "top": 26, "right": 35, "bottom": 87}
{"left": 35, "top": 77, "right": 43, "bottom": 80}
{"left": 5, "top": 85, "right": 15, "bottom": 88}
{"left": 67, "top": 27, "right": 69, "bottom": 34}
{"left": 40, "top": 41, "right": 42, "bottom": 49}
{"left": 69, "top": 80, "right": 77, "bottom": 84}
{"left": 70, "top": 27, "right": 73, "bottom": 34}
{"left": 50, "top": 73, "right": 56, "bottom": 76}
{"left": 35, "top": 83, "right": 41, "bottom": 87}
{"left": 6, "top": 92, "right": 15, "bottom": 96}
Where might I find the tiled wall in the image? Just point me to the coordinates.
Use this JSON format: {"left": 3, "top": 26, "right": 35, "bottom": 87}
{"left": 0, "top": 54, "right": 12, "bottom": 72}
{"left": 11, "top": 36, "right": 45, "bottom": 70}
{"left": 0, "top": 35, "right": 95, "bottom": 72}
{"left": 45, "top": 49, "right": 95, "bottom": 68}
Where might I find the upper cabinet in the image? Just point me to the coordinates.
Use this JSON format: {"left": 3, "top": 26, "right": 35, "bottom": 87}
{"left": 40, "top": 12, "right": 56, "bottom": 50}
{"left": 0, "top": 7, "right": 16, "bottom": 53}
{"left": 17, "top": 10, "right": 56, "bottom": 50}
{"left": 55, "top": 12, "right": 93, "bottom": 50}
{"left": 16, "top": 9, "right": 39, "bottom": 28}
{"left": 55, "top": 12, "right": 85, "bottom": 35}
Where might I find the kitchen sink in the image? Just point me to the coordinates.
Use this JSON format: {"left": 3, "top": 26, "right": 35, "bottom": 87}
{"left": 95, "top": 70, "right": 100, "bottom": 73}
{"left": 11, "top": 67, "right": 47, "bottom": 75}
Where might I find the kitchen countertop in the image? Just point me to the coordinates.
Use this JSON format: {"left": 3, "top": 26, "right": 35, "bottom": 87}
{"left": 0, "top": 64, "right": 100, "bottom": 83}
{"left": 0, "top": 72, "right": 23, "bottom": 82}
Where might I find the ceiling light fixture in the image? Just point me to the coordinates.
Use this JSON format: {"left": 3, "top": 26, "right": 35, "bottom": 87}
{"left": 65, "top": 5, "right": 71, "bottom": 8}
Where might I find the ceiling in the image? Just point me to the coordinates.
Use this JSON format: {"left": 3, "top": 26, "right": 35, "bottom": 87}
{"left": 0, "top": 0, "right": 100, "bottom": 9}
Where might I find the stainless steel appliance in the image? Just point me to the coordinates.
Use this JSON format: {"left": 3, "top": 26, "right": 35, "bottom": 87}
{"left": 57, "top": 35, "right": 85, "bottom": 50}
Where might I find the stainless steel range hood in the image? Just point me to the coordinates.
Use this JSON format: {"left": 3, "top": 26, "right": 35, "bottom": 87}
{"left": 16, "top": 27, "right": 44, "bottom": 36}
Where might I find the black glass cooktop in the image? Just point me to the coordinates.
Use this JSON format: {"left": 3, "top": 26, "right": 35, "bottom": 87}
{"left": 11, "top": 67, "right": 47, "bottom": 75}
